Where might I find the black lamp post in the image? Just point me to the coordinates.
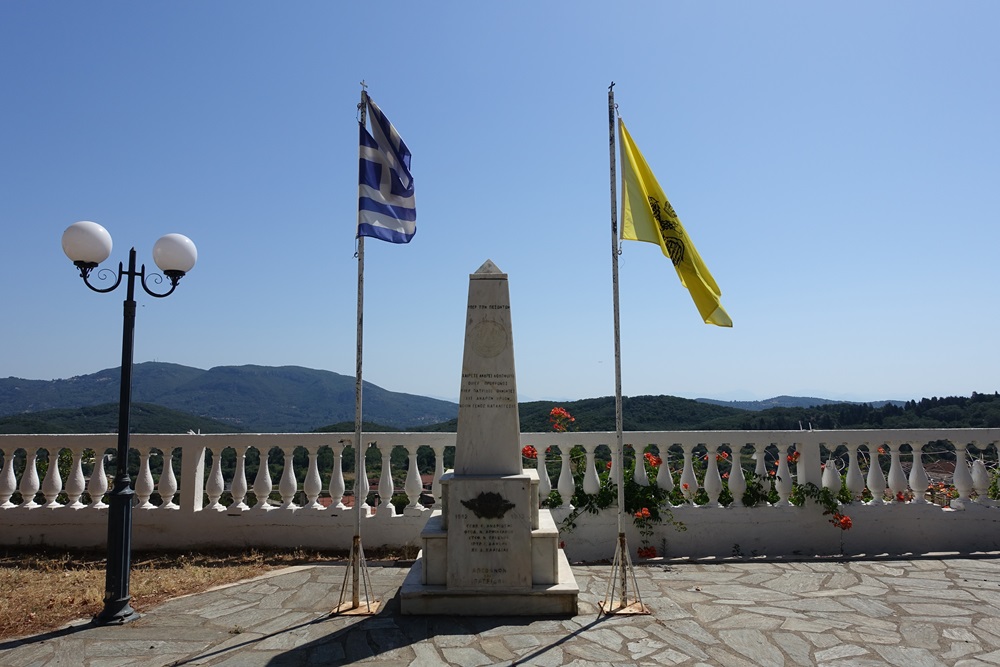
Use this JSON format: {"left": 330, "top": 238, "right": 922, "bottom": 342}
{"left": 61, "top": 221, "right": 197, "bottom": 625}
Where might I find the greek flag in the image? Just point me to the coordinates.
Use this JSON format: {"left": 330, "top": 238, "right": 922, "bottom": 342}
{"left": 357, "top": 95, "right": 416, "bottom": 243}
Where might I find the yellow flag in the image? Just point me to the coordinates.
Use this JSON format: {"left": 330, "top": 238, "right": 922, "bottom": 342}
{"left": 619, "top": 118, "right": 732, "bottom": 327}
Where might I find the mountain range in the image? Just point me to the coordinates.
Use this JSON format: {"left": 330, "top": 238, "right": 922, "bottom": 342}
{"left": 0, "top": 363, "right": 458, "bottom": 432}
{"left": 0, "top": 363, "right": 914, "bottom": 433}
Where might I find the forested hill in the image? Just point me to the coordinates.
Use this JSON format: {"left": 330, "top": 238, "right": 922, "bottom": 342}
{"left": 414, "top": 392, "right": 1000, "bottom": 432}
{"left": 0, "top": 403, "right": 239, "bottom": 434}
{"left": 0, "top": 363, "right": 458, "bottom": 432}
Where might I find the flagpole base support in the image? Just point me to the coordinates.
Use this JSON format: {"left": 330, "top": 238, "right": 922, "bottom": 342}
{"left": 599, "top": 532, "right": 650, "bottom": 616}
{"left": 333, "top": 534, "right": 381, "bottom": 616}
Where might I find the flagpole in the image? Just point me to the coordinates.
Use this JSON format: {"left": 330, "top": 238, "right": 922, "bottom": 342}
{"left": 601, "top": 82, "right": 648, "bottom": 616}
{"left": 335, "top": 83, "right": 378, "bottom": 615}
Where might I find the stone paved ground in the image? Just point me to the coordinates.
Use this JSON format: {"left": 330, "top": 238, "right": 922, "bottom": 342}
{"left": 3, "top": 558, "right": 1000, "bottom": 666}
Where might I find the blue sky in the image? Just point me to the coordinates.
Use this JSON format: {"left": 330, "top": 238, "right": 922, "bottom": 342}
{"left": 2, "top": 2, "right": 998, "bottom": 405}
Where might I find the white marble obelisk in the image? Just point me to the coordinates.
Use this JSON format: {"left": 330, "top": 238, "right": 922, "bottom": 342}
{"left": 400, "top": 260, "right": 579, "bottom": 616}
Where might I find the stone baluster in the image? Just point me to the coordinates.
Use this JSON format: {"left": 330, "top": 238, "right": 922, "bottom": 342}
{"left": 727, "top": 445, "right": 746, "bottom": 508}
{"left": 205, "top": 446, "right": 227, "bottom": 511}
{"left": 972, "top": 456, "right": 991, "bottom": 504}
{"left": 537, "top": 446, "right": 552, "bottom": 500}
{"left": 252, "top": 447, "right": 275, "bottom": 511}
{"left": 0, "top": 447, "right": 16, "bottom": 508}
{"left": 951, "top": 443, "right": 974, "bottom": 509}
{"left": 64, "top": 448, "right": 87, "bottom": 509}
{"left": 403, "top": 444, "right": 425, "bottom": 514}
{"left": 356, "top": 442, "right": 371, "bottom": 515}
{"left": 655, "top": 445, "right": 674, "bottom": 492}
{"left": 821, "top": 446, "right": 842, "bottom": 497}
{"left": 88, "top": 451, "right": 110, "bottom": 509}
{"left": 40, "top": 447, "right": 64, "bottom": 508}
{"left": 278, "top": 445, "right": 299, "bottom": 510}
{"left": 376, "top": 442, "right": 396, "bottom": 517}
{"left": 908, "top": 443, "right": 930, "bottom": 504}
{"left": 774, "top": 446, "right": 793, "bottom": 506}
{"left": 328, "top": 441, "right": 347, "bottom": 510}
{"left": 703, "top": 444, "right": 724, "bottom": 508}
{"left": 227, "top": 445, "right": 248, "bottom": 512}
{"left": 886, "top": 443, "right": 908, "bottom": 502}
{"left": 159, "top": 448, "right": 179, "bottom": 510}
{"left": 633, "top": 444, "right": 650, "bottom": 487}
{"left": 866, "top": 444, "right": 887, "bottom": 505}
{"left": 582, "top": 443, "right": 600, "bottom": 495}
{"left": 134, "top": 446, "right": 157, "bottom": 509}
{"left": 679, "top": 443, "right": 698, "bottom": 506}
{"left": 753, "top": 442, "right": 771, "bottom": 506}
{"left": 844, "top": 443, "right": 864, "bottom": 503}
{"left": 430, "top": 443, "right": 446, "bottom": 509}
{"left": 303, "top": 444, "right": 324, "bottom": 510}
{"left": 557, "top": 443, "right": 574, "bottom": 509}
{"left": 607, "top": 443, "right": 620, "bottom": 496}
{"left": 19, "top": 449, "right": 40, "bottom": 508}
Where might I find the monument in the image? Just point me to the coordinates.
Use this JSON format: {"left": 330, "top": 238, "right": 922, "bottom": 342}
{"left": 400, "top": 260, "right": 579, "bottom": 615}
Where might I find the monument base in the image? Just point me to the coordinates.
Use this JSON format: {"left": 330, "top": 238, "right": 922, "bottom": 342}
{"left": 399, "top": 548, "right": 579, "bottom": 616}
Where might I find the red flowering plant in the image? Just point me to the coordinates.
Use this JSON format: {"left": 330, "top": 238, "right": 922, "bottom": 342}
{"left": 549, "top": 406, "right": 575, "bottom": 432}
{"left": 559, "top": 440, "right": 685, "bottom": 559}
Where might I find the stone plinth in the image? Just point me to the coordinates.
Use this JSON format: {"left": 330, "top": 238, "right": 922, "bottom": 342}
{"left": 400, "top": 260, "right": 578, "bottom": 616}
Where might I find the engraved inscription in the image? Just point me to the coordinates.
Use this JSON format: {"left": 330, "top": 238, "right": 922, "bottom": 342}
{"left": 460, "top": 372, "right": 517, "bottom": 410}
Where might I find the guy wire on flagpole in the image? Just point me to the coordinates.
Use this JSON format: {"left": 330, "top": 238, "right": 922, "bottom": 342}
{"left": 602, "top": 81, "right": 648, "bottom": 616}
{"left": 335, "top": 81, "right": 378, "bottom": 615}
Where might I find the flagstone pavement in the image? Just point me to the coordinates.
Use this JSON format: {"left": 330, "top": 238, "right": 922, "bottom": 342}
{"left": 4, "top": 557, "right": 1000, "bottom": 667}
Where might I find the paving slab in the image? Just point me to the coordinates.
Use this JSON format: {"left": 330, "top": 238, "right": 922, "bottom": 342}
{"left": 4, "top": 558, "right": 1000, "bottom": 666}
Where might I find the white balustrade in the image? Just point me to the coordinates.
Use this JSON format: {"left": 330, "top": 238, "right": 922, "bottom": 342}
{"left": 0, "top": 430, "right": 996, "bottom": 560}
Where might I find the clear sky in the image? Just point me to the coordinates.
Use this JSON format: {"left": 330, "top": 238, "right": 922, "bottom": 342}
{"left": 2, "top": 2, "right": 998, "bottom": 405}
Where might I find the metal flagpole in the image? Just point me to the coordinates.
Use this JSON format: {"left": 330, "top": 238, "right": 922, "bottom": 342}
{"left": 334, "top": 82, "right": 378, "bottom": 615}
{"left": 601, "top": 82, "right": 648, "bottom": 616}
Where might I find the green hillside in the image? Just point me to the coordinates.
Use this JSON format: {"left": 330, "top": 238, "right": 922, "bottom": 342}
{"left": 0, "top": 402, "right": 241, "bottom": 434}
{"left": 0, "top": 363, "right": 458, "bottom": 432}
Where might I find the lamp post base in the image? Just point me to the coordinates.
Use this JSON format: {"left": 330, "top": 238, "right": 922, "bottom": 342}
{"left": 94, "top": 600, "right": 141, "bottom": 626}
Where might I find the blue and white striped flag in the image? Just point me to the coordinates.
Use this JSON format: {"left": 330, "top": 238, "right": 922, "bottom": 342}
{"left": 358, "top": 95, "right": 416, "bottom": 244}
